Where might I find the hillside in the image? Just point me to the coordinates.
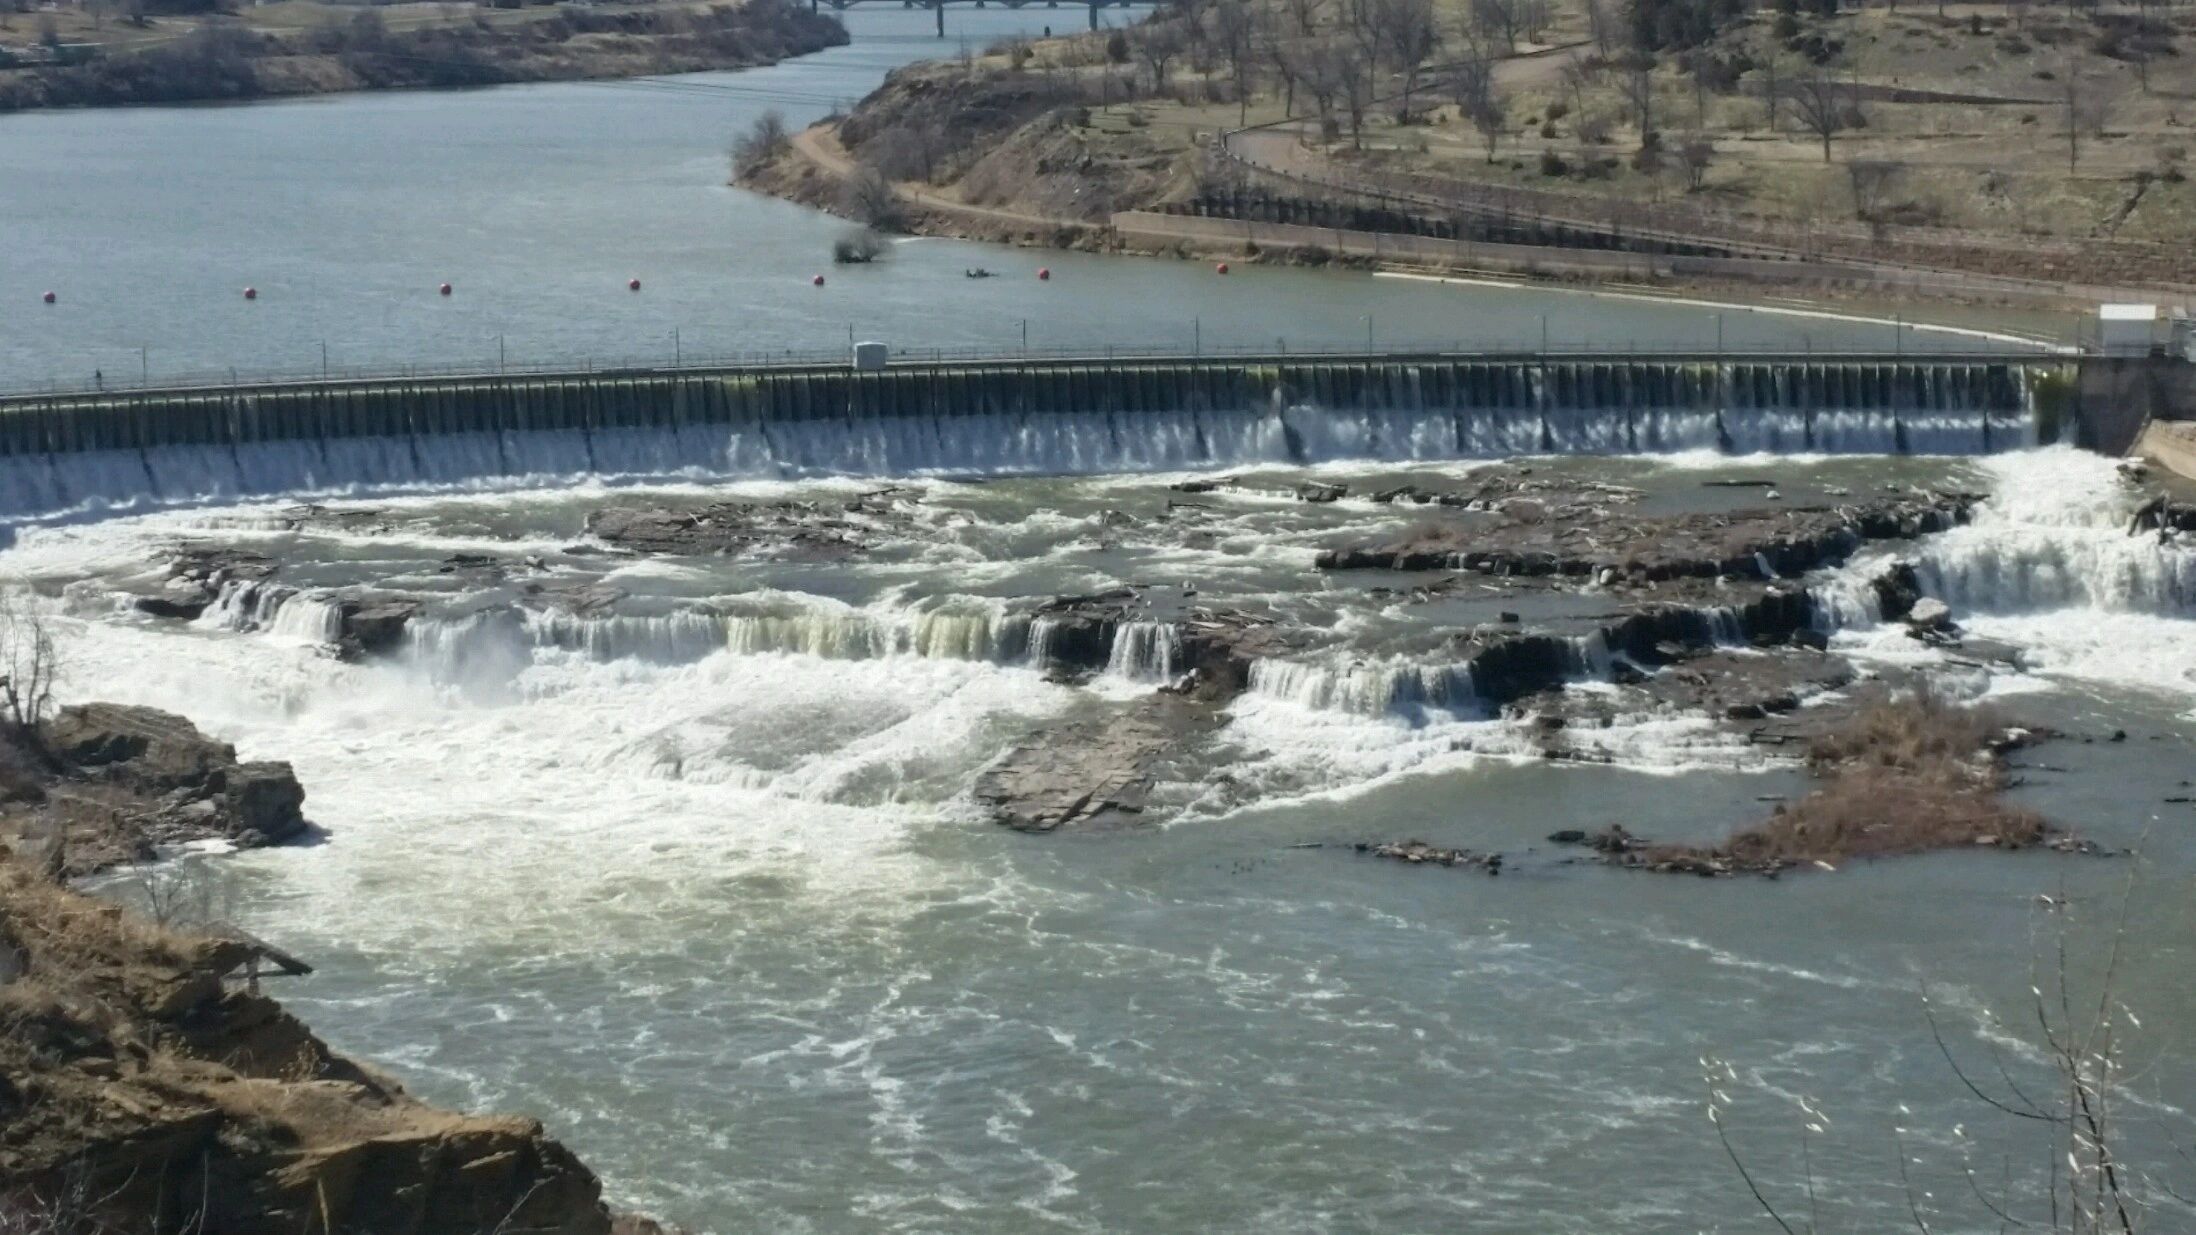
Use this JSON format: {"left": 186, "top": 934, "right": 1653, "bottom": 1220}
{"left": 741, "top": 0, "right": 2196, "bottom": 294}
{"left": 0, "top": 0, "right": 843, "bottom": 111}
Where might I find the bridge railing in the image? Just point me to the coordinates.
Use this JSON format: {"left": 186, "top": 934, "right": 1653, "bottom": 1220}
{"left": 0, "top": 335, "right": 2070, "bottom": 403}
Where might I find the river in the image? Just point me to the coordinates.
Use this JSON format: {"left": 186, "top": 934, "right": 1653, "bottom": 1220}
{"left": 4, "top": 7, "right": 2055, "bottom": 391}
{"left": 3, "top": 12, "right": 2192, "bottom": 1235}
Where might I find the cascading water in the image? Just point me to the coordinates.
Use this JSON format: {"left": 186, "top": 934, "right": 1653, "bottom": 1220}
{"left": 0, "top": 360, "right": 2053, "bottom": 523}
{"left": 1104, "top": 621, "right": 1183, "bottom": 682}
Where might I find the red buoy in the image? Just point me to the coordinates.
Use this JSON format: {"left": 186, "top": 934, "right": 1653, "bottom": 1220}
{"left": 243, "top": 287, "right": 258, "bottom": 300}
{"left": 439, "top": 282, "right": 453, "bottom": 297}
{"left": 811, "top": 274, "right": 825, "bottom": 286}
{"left": 41, "top": 291, "right": 56, "bottom": 304}
{"left": 1038, "top": 267, "right": 1051, "bottom": 281}
{"left": 1215, "top": 262, "right": 1230, "bottom": 275}
{"left": 628, "top": 278, "right": 642, "bottom": 292}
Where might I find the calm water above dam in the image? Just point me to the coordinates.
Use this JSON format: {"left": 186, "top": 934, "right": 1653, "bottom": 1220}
{"left": 2, "top": 8, "right": 2046, "bottom": 390}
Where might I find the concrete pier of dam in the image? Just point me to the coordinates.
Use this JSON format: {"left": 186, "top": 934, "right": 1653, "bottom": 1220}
{"left": 0, "top": 349, "right": 2177, "bottom": 518}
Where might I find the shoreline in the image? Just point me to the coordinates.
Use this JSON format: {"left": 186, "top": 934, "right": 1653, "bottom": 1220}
{"left": 742, "top": 119, "right": 2108, "bottom": 330}
{"left": 0, "top": 0, "right": 845, "bottom": 115}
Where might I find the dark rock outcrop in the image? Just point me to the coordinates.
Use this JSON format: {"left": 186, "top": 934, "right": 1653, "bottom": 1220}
{"left": 586, "top": 495, "right": 920, "bottom": 560}
{"left": 0, "top": 854, "right": 617, "bottom": 1235}
{"left": 1353, "top": 840, "right": 1503, "bottom": 873}
{"left": 15, "top": 704, "right": 310, "bottom": 874}
{"left": 338, "top": 598, "right": 421, "bottom": 656}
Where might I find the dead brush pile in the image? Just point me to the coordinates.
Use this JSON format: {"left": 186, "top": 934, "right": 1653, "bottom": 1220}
{"left": 1607, "top": 690, "right": 2075, "bottom": 876}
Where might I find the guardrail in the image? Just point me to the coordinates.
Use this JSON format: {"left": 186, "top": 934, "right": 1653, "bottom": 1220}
{"left": 0, "top": 336, "right": 2069, "bottom": 404}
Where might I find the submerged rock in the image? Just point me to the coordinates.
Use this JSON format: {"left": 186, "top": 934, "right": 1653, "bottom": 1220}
{"left": 1353, "top": 840, "right": 1503, "bottom": 874}
{"left": 975, "top": 695, "right": 1218, "bottom": 831}
{"left": 586, "top": 498, "right": 913, "bottom": 560}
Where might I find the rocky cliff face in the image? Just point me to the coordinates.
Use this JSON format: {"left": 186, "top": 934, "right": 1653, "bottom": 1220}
{"left": 2, "top": 704, "right": 311, "bottom": 879}
{"left": 0, "top": 710, "right": 629, "bottom": 1235}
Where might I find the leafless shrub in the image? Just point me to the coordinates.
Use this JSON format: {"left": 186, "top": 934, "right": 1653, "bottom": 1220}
{"left": 831, "top": 228, "right": 889, "bottom": 264}
{"left": 1710, "top": 853, "right": 2188, "bottom": 1235}
{"left": 730, "top": 108, "right": 790, "bottom": 180}
{"left": 1847, "top": 158, "right": 1907, "bottom": 224}
{"left": 0, "top": 599, "right": 58, "bottom": 744}
{"left": 838, "top": 165, "right": 906, "bottom": 232}
{"left": 1677, "top": 133, "right": 1715, "bottom": 191}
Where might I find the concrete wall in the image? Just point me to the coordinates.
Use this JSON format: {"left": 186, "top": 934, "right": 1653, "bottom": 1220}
{"left": 2072, "top": 355, "right": 2196, "bottom": 456}
{"left": 0, "top": 354, "right": 2053, "bottom": 461}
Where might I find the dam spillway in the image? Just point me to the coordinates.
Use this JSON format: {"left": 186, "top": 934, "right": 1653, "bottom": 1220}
{"left": 0, "top": 352, "right": 2072, "bottom": 519}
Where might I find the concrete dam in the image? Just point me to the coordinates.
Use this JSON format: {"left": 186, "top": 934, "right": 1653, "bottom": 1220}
{"left": 0, "top": 352, "right": 2100, "bottom": 520}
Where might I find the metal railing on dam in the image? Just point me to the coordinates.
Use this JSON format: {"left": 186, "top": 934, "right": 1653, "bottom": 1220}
{"left": 0, "top": 349, "right": 2080, "bottom": 520}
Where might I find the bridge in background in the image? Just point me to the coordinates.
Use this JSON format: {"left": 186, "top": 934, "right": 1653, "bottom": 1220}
{"left": 805, "top": 0, "right": 1156, "bottom": 34}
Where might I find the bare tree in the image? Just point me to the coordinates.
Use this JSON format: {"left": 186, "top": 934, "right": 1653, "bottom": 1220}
{"left": 1711, "top": 868, "right": 2186, "bottom": 1235}
{"left": 1264, "top": 35, "right": 1303, "bottom": 115}
{"left": 1471, "top": 89, "right": 1509, "bottom": 162}
{"left": 730, "top": 109, "right": 790, "bottom": 180}
{"left": 1786, "top": 73, "right": 1854, "bottom": 163}
{"left": 1846, "top": 158, "right": 1905, "bottom": 223}
{"left": 1280, "top": 0, "right": 1325, "bottom": 38}
{"left": 1614, "top": 58, "right": 1656, "bottom": 136}
{"left": 1368, "top": 0, "right": 1438, "bottom": 122}
{"left": 1559, "top": 58, "right": 1594, "bottom": 122}
{"left": 1337, "top": 44, "right": 1372, "bottom": 148}
{"left": 1755, "top": 48, "right": 1790, "bottom": 132}
{"left": 1135, "top": 22, "right": 1188, "bottom": 94}
{"left": 1469, "top": 0, "right": 1520, "bottom": 54}
{"left": 1583, "top": 0, "right": 1615, "bottom": 54}
{"left": 839, "top": 165, "right": 907, "bottom": 232}
{"left": 1449, "top": 55, "right": 1493, "bottom": 114}
{"left": 1213, "top": 0, "right": 1261, "bottom": 124}
{"left": 1677, "top": 133, "right": 1714, "bottom": 191}
{"left": 2062, "top": 55, "right": 2120, "bottom": 172}
{"left": 0, "top": 600, "right": 57, "bottom": 743}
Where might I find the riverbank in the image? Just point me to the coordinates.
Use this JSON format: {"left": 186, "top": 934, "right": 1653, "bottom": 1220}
{"left": 0, "top": 704, "right": 641, "bottom": 1235}
{"left": 0, "top": 0, "right": 842, "bottom": 113}
{"left": 735, "top": 11, "right": 2196, "bottom": 312}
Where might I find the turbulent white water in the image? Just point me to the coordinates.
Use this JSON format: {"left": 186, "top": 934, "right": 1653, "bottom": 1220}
{"left": 1814, "top": 450, "right": 2196, "bottom": 703}
{"left": 5, "top": 444, "right": 2193, "bottom": 1234}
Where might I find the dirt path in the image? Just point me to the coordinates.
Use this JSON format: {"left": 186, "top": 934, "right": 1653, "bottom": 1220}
{"left": 792, "top": 126, "right": 1068, "bottom": 232}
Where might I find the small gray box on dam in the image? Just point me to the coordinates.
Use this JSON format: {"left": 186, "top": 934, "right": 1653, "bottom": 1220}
{"left": 2098, "top": 304, "right": 2159, "bottom": 357}
{"left": 852, "top": 342, "right": 889, "bottom": 372}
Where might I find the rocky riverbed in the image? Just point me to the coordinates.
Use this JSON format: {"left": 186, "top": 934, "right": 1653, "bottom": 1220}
{"left": 95, "top": 461, "right": 2153, "bottom": 839}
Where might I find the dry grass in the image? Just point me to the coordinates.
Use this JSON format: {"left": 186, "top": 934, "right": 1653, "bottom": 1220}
{"left": 1636, "top": 689, "right": 2054, "bottom": 874}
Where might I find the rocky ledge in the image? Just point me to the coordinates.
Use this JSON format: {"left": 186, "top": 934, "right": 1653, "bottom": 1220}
{"left": 0, "top": 703, "right": 641, "bottom": 1235}
{"left": 1316, "top": 494, "right": 1973, "bottom": 579}
{"left": 585, "top": 489, "right": 924, "bottom": 559}
{"left": 3, "top": 704, "right": 309, "bottom": 878}
{"left": 0, "top": 853, "right": 624, "bottom": 1235}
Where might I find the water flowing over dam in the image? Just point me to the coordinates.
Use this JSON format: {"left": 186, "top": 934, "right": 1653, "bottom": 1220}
{"left": 0, "top": 352, "right": 2072, "bottom": 520}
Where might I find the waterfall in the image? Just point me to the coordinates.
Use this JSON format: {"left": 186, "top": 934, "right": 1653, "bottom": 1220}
{"left": 1244, "top": 657, "right": 1479, "bottom": 718}
{"left": 1104, "top": 622, "right": 1182, "bottom": 682}
{"left": 390, "top": 595, "right": 1047, "bottom": 690}
{"left": 194, "top": 578, "right": 295, "bottom": 634}
{"left": 0, "top": 359, "right": 2051, "bottom": 523}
